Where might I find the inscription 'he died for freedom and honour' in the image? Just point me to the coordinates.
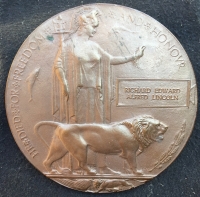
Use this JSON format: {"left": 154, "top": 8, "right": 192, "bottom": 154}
{"left": 117, "top": 79, "right": 191, "bottom": 108}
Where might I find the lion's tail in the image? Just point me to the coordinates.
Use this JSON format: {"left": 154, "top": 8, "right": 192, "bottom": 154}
{"left": 34, "top": 121, "right": 61, "bottom": 132}
{"left": 34, "top": 121, "right": 62, "bottom": 148}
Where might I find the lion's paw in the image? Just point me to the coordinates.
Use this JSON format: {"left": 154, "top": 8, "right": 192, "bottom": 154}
{"left": 50, "top": 169, "right": 60, "bottom": 174}
{"left": 85, "top": 170, "right": 96, "bottom": 176}
{"left": 86, "top": 172, "right": 96, "bottom": 176}
{"left": 132, "top": 169, "right": 143, "bottom": 176}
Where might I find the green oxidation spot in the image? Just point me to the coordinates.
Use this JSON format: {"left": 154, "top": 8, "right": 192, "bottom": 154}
{"left": 47, "top": 35, "right": 54, "bottom": 42}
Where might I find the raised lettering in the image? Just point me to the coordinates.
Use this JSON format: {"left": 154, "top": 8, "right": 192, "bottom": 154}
{"left": 170, "top": 48, "right": 179, "bottom": 57}
{"left": 29, "top": 41, "right": 38, "bottom": 50}
{"left": 164, "top": 41, "right": 175, "bottom": 50}
{"left": 151, "top": 27, "right": 161, "bottom": 37}
{"left": 158, "top": 34, "right": 168, "bottom": 43}
{"left": 11, "top": 95, "right": 19, "bottom": 104}
{"left": 20, "top": 56, "right": 29, "bottom": 64}
{"left": 23, "top": 49, "right": 32, "bottom": 58}
{"left": 135, "top": 18, "right": 143, "bottom": 26}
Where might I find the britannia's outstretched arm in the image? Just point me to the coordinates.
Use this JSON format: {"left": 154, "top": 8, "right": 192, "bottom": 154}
{"left": 100, "top": 46, "right": 146, "bottom": 65}
{"left": 111, "top": 46, "right": 145, "bottom": 65}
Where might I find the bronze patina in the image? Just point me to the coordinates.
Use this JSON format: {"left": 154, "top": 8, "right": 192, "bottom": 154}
{"left": 5, "top": 4, "right": 197, "bottom": 193}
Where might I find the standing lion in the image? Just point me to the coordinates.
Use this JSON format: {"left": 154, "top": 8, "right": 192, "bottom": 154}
{"left": 35, "top": 115, "right": 168, "bottom": 175}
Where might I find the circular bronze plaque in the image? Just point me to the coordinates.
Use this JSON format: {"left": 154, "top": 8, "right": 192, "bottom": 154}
{"left": 5, "top": 4, "right": 197, "bottom": 193}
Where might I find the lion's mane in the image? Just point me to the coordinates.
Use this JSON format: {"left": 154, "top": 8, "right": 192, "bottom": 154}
{"left": 121, "top": 115, "right": 160, "bottom": 149}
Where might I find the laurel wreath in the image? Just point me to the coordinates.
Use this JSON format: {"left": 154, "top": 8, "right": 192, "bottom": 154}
{"left": 149, "top": 121, "right": 186, "bottom": 172}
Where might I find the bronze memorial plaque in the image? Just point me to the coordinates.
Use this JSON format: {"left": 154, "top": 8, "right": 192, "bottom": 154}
{"left": 5, "top": 4, "right": 197, "bottom": 193}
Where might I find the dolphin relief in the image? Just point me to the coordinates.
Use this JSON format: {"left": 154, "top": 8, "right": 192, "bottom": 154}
{"left": 26, "top": 67, "right": 40, "bottom": 102}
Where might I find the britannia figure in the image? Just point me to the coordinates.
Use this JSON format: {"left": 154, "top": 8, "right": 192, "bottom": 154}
{"left": 52, "top": 7, "right": 145, "bottom": 174}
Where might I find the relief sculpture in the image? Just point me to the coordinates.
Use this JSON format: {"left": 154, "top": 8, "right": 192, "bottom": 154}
{"left": 21, "top": 6, "right": 175, "bottom": 193}
{"left": 33, "top": 7, "right": 169, "bottom": 192}
{"left": 35, "top": 115, "right": 168, "bottom": 175}
{"left": 149, "top": 121, "right": 185, "bottom": 172}
{"left": 5, "top": 3, "right": 197, "bottom": 194}
{"left": 51, "top": 7, "right": 145, "bottom": 174}
{"left": 26, "top": 67, "right": 40, "bottom": 102}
